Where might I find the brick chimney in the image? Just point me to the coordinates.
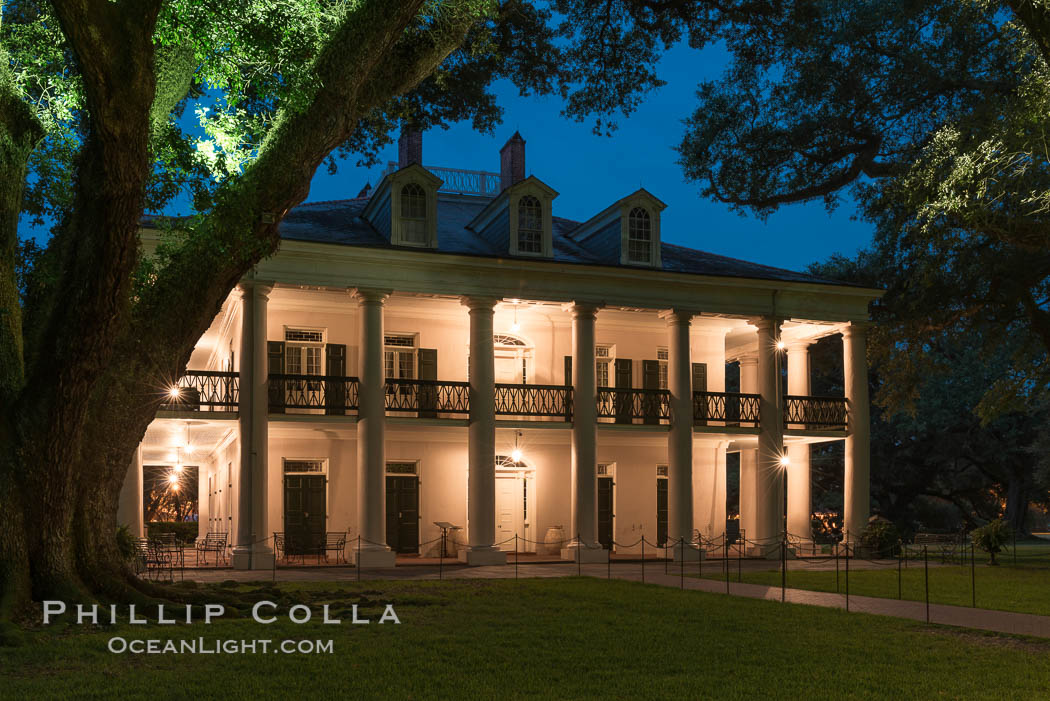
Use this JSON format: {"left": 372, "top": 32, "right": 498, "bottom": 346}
{"left": 500, "top": 131, "right": 525, "bottom": 190}
{"left": 398, "top": 126, "right": 422, "bottom": 168}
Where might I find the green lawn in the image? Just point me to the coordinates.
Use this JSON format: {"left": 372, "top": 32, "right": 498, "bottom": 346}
{"left": 2, "top": 578, "right": 1049, "bottom": 699}
{"left": 698, "top": 558, "right": 1050, "bottom": 616}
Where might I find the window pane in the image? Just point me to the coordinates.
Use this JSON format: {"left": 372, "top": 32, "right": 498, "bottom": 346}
{"left": 628, "top": 207, "right": 652, "bottom": 263}
{"left": 384, "top": 351, "right": 395, "bottom": 379}
{"left": 518, "top": 195, "right": 543, "bottom": 253}
{"left": 305, "top": 347, "right": 321, "bottom": 376}
{"left": 399, "top": 352, "right": 414, "bottom": 380}
{"left": 287, "top": 349, "right": 302, "bottom": 374}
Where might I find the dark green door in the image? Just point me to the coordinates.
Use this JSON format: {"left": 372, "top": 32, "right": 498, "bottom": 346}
{"left": 598, "top": 476, "right": 614, "bottom": 550}
{"left": 325, "top": 344, "right": 346, "bottom": 415}
{"left": 284, "top": 475, "right": 325, "bottom": 554}
{"left": 614, "top": 358, "right": 633, "bottom": 423}
{"left": 418, "top": 348, "right": 438, "bottom": 418}
{"left": 385, "top": 476, "right": 419, "bottom": 553}
{"left": 656, "top": 479, "right": 668, "bottom": 547}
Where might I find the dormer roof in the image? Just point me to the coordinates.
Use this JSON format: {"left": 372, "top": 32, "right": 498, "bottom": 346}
{"left": 466, "top": 175, "right": 558, "bottom": 233}
{"left": 360, "top": 162, "right": 443, "bottom": 222}
{"left": 568, "top": 188, "right": 667, "bottom": 243}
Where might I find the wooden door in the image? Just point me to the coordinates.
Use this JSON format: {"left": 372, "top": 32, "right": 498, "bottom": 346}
{"left": 598, "top": 476, "right": 614, "bottom": 550}
{"left": 284, "top": 475, "right": 325, "bottom": 554}
{"left": 385, "top": 476, "right": 419, "bottom": 553}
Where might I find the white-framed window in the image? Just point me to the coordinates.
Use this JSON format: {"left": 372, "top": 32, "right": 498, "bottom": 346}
{"left": 284, "top": 459, "right": 327, "bottom": 474}
{"left": 657, "top": 347, "right": 668, "bottom": 389}
{"left": 285, "top": 327, "right": 324, "bottom": 377}
{"left": 517, "top": 195, "right": 543, "bottom": 254}
{"left": 494, "top": 333, "right": 531, "bottom": 384}
{"left": 384, "top": 333, "right": 417, "bottom": 380}
{"left": 399, "top": 183, "right": 428, "bottom": 245}
{"left": 595, "top": 345, "right": 614, "bottom": 388}
{"left": 627, "top": 207, "right": 652, "bottom": 264}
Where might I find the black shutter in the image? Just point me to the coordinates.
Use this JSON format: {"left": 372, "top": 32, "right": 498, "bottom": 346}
{"left": 564, "top": 356, "right": 572, "bottom": 386}
{"left": 614, "top": 358, "right": 632, "bottom": 423}
{"left": 418, "top": 348, "right": 438, "bottom": 418}
{"left": 325, "top": 344, "right": 347, "bottom": 415}
{"left": 692, "top": 362, "right": 708, "bottom": 424}
{"left": 268, "top": 341, "right": 285, "bottom": 414}
{"left": 642, "top": 360, "right": 660, "bottom": 424}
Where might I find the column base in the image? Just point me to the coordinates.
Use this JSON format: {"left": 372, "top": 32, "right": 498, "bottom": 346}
{"left": 231, "top": 548, "right": 275, "bottom": 570}
{"left": 457, "top": 547, "right": 507, "bottom": 566}
{"left": 560, "top": 544, "right": 609, "bottom": 564}
{"left": 354, "top": 548, "right": 397, "bottom": 568}
{"left": 672, "top": 543, "right": 705, "bottom": 562}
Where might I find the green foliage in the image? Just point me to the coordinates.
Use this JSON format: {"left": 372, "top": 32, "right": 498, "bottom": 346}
{"left": 114, "top": 524, "right": 138, "bottom": 564}
{"left": 972, "top": 519, "right": 1013, "bottom": 565}
{"left": 859, "top": 517, "right": 900, "bottom": 556}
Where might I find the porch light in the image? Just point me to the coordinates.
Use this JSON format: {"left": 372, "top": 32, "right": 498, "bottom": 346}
{"left": 511, "top": 448, "right": 523, "bottom": 463}
{"left": 168, "top": 473, "right": 179, "bottom": 488}
{"left": 510, "top": 304, "right": 520, "bottom": 333}
{"left": 775, "top": 340, "right": 786, "bottom": 351}
{"left": 779, "top": 455, "right": 790, "bottom": 468}
{"left": 168, "top": 385, "right": 182, "bottom": 399}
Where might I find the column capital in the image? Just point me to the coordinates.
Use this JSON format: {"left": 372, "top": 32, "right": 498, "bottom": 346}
{"left": 748, "top": 315, "right": 783, "bottom": 332}
{"left": 659, "top": 308, "right": 698, "bottom": 324}
{"left": 460, "top": 295, "right": 500, "bottom": 311}
{"left": 565, "top": 300, "right": 604, "bottom": 319}
{"left": 237, "top": 279, "right": 274, "bottom": 298}
{"left": 841, "top": 321, "right": 871, "bottom": 339}
{"left": 354, "top": 287, "right": 392, "bottom": 304}
{"left": 737, "top": 355, "right": 758, "bottom": 367}
{"left": 785, "top": 341, "right": 811, "bottom": 354}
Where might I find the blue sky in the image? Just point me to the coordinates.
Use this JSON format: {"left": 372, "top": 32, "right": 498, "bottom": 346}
{"left": 305, "top": 41, "right": 874, "bottom": 272}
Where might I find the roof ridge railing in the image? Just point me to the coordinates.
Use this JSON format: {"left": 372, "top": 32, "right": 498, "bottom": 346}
{"left": 382, "top": 161, "right": 501, "bottom": 196}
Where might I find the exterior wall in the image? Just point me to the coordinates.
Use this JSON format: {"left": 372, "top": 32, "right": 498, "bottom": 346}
{"left": 596, "top": 431, "right": 668, "bottom": 553}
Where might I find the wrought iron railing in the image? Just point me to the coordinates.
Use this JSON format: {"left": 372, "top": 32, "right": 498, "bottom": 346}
{"left": 495, "top": 383, "right": 572, "bottom": 420}
{"left": 596, "top": 387, "right": 670, "bottom": 424}
{"left": 783, "top": 395, "right": 848, "bottom": 429}
{"left": 385, "top": 378, "right": 470, "bottom": 416}
{"left": 383, "top": 162, "right": 501, "bottom": 196}
{"left": 162, "top": 371, "right": 239, "bottom": 412}
{"left": 693, "top": 391, "right": 761, "bottom": 427}
{"left": 268, "top": 374, "right": 360, "bottom": 414}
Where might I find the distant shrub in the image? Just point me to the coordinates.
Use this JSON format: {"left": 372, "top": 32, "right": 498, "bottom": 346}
{"left": 147, "top": 521, "right": 199, "bottom": 545}
{"left": 859, "top": 517, "right": 899, "bottom": 557}
{"left": 971, "top": 519, "right": 1012, "bottom": 565}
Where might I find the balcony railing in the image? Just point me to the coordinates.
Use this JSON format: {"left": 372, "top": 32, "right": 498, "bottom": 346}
{"left": 162, "top": 371, "right": 239, "bottom": 412}
{"left": 385, "top": 378, "right": 470, "bottom": 416}
{"left": 693, "top": 391, "right": 761, "bottom": 427}
{"left": 383, "top": 162, "right": 501, "bottom": 196}
{"left": 596, "top": 387, "right": 670, "bottom": 424}
{"left": 269, "top": 374, "right": 360, "bottom": 414}
{"left": 495, "top": 383, "right": 573, "bottom": 420}
{"left": 783, "top": 395, "right": 848, "bottom": 430}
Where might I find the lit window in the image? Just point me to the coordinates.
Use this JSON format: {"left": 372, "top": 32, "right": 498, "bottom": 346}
{"left": 400, "top": 183, "right": 427, "bottom": 244}
{"left": 384, "top": 334, "right": 416, "bottom": 380}
{"left": 657, "top": 347, "right": 668, "bottom": 389}
{"left": 517, "top": 195, "right": 543, "bottom": 254}
{"left": 627, "top": 207, "right": 652, "bottom": 263}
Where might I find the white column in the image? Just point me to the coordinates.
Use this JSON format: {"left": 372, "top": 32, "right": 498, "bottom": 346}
{"left": 563, "top": 302, "right": 606, "bottom": 563}
{"left": 233, "top": 280, "right": 274, "bottom": 569}
{"left": 667, "top": 309, "right": 700, "bottom": 560}
{"left": 843, "top": 323, "right": 871, "bottom": 544}
{"left": 117, "top": 446, "right": 144, "bottom": 537}
{"left": 754, "top": 317, "right": 784, "bottom": 555}
{"left": 355, "top": 288, "right": 396, "bottom": 567}
{"left": 786, "top": 343, "right": 812, "bottom": 541}
{"left": 460, "top": 296, "right": 506, "bottom": 565}
{"left": 738, "top": 357, "right": 758, "bottom": 542}
{"left": 693, "top": 440, "right": 727, "bottom": 541}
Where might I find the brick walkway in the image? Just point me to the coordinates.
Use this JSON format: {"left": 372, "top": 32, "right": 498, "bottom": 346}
{"left": 178, "top": 560, "right": 1050, "bottom": 639}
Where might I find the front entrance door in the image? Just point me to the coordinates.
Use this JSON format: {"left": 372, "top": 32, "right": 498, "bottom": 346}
{"left": 656, "top": 479, "right": 668, "bottom": 547}
{"left": 284, "top": 475, "right": 325, "bottom": 554}
{"left": 495, "top": 476, "right": 525, "bottom": 551}
{"left": 385, "top": 476, "right": 419, "bottom": 553}
{"left": 598, "top": 476, "right": 614, "bottom": 549}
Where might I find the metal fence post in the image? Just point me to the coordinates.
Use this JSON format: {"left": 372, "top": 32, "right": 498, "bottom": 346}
{"left": 780, "top": 536, "right": 786, "bottom": 603}
{"left": 608, "top": 541, "right": 612, "bottom": 580}
{"left": 924, "top": 545, "right": 930, "bottom": 624}
{"left": 357, "top": 534, "right": 361, "bottom": 582}
{"left": 724, "top": 536, "right": 729, "bottom": 593}
{"left": 1013, "top": 529, "right": 1017, "bottom": 566}
{"left": 515, "top": 534, "right": 519, "bottom": 581}
{"left": 680, "top": 537, "right": 685, "bottom": 590}
{"left": 845, "top": 542, "right": 850, "bottom": 612}
{"left": 835, "top": 543, "right": 840, "bottom": 593}
{"left": 272, "top": 534, "right": 276, "bottom": 583}
{"left": 439, "top": 532, "right": 443, "bottom": 580}
{"left": 970, "top": 541, "right": 975, "bottom": 608}
{"left": 577, "top": 532, "right": 582, "bottom": 577}
{"left": 897, "top": 542, "right": 902, "bottom": 600}
{"left": 641, "top": 537, "right": 646, "bottom": 584}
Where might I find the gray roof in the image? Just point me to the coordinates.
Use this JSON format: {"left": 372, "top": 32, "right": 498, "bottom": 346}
{"left": 277, "top": 193, "right": 847, "bottom": 287}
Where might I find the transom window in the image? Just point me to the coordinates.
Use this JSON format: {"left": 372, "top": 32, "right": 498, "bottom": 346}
{"left": 386, "top": 462, "right": 418, "bottom": 475}
{"left": 627, "top": 207, "right": 652, "bottom": 263}
{"left": 517, "top": 195, "right": 543, "bottom": 254}
{"left": 400, "top": 183, "right": 428, "bottom": 244}
{"left": 284, "top": 459, "right": 326, "bottom": 474}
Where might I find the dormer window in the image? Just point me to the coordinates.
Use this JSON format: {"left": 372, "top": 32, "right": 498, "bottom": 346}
{"left": 517, "top": 195, "right": 543, "bottom": 254}
{"left": 627, "top": 207, "right": 652, "bottom": 264}
{"left": 400, "top": 183, "right": 428, "bottom": 245}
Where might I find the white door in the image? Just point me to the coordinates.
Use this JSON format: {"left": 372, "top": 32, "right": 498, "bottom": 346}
{"left": 495, "top": 477, "right": 523, "bottom": 551}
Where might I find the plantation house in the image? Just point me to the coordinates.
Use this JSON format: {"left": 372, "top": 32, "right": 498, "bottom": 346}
{"left": 118, "top": 131, "right": 881, "bottom": 568}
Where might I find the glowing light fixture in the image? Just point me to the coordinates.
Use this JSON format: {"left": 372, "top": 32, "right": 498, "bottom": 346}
{"left": 775, "top": 340, "right": 786, "bottom": 351}
{"left": 168, "top": 385, "right": 182, "bottom": 399}
{"left": 168, "top": 473, "right": 179, "bottom": 487}
{"left": 510, "top": 304, "right": 521, "bottom": 333}
{"left": 778, "top": 455, "right": 791, "bottom": 468}
{"left": 511, "top": 430, "right": 523, "bottom": 463}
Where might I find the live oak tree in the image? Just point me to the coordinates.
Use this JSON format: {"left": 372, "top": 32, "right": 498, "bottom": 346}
{"left": 0, "top": 0, "right": 744, "bottom": 632}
